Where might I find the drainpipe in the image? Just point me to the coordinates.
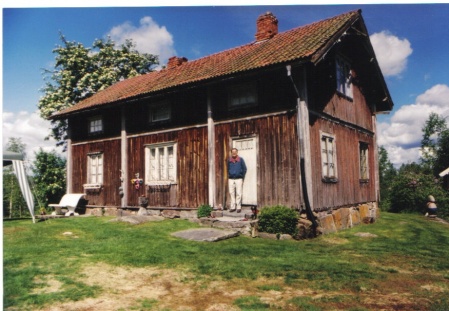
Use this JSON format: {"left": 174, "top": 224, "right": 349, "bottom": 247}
{"left": 286, "top": 65, "right": 318, "bottom": 232}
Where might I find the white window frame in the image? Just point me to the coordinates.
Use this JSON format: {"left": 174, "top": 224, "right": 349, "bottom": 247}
{"left": 228, "top": 83, "right": 258, "bottom": 109}
{"left": 320, "top": 132, "right": 338, "bottom": 182}
{"left": 84, "top": 152, "right": 104, "bottom": 189}
{"left": 149, "top": 100, "right": 171, "bottom": 123}
{"left": 336, "top": 55, "right": 353, "bottom": 99}
{"left": 88, "top": 116, "right": 103, "bottom": 134}
{"left": 145, "top": 142, "right": 177, "bottom": 186}
{"left": 359, "top": 142, "right": 369, "bottom": 181}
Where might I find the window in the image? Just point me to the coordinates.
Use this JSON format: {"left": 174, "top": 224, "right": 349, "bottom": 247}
{"left": 149, "top": 101, "right": 171, "bottom": 123}
{"left": 321, "top": 133, "right": 337, "bottom": 182}
{"left": 84, "top": 152, "right": 103, "bottom": 189}
{"left": 88, "top": 116, "right": 103, "bottom": 134}
{"left": 336, "top": 56, "right": 353, "bottom": 99}
{"left": 228, "top": 83, "right": 257, "bottom": 109}
{"left": 145, "top": 143, "right": 177, "bottom": 185}
{"left": 359, "top": 142, "right": 369, "bottom": 181}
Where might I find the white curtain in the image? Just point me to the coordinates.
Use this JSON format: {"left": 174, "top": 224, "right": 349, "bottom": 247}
{"left": 12, "top": 160, "right": 36, "bottom": 223}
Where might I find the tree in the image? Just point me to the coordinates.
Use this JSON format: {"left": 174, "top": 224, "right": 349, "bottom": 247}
{"left": 31, "top": 149, "right": 67, "bottom": 211}
{"left": 378, "top": 146, "right": 397, "bottom": 211}
{"left": 2, "top": 138, "right": 28, "bottom": 218}
{"left": 420, "top": 112, "right": 448, "bottom": 173}
{"left": 38, "top": 34, "right": 159, "bottom": 147}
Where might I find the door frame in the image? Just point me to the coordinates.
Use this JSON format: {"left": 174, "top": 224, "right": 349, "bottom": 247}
{"left": 231, "top": 135, "right": 258, "bottom": 206}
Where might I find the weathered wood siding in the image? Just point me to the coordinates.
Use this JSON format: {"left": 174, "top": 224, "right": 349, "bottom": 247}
{"left": 309, "top": 118, "right": 376, "bottom": 210}
{"left": 214, "top": 112, "right": 301, "bottom": 209}
{"left": 127, "top": 126, "right": 208, "bottom": 208}
{"left": 71, "top": 139, "right": 122, "bottom": 206}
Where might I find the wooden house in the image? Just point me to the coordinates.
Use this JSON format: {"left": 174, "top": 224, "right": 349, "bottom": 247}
{"left": 50, "top": 10, "right": 393, "bottom": 217}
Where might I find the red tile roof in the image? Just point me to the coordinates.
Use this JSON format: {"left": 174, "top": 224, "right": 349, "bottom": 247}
{"left": 52, "top": 10, "right": 361, "bottom": 118}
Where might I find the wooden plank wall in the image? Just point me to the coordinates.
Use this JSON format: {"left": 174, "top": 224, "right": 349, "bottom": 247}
{"left": 214, "top": 112, "right": 301, "bottom": 209}
{"left": 309, "top": 117, "right": 376, "bottom": 211}
{"left": 127, "top": 126, "right": 208, "bottom": 208}
{"left": 71, "top": 139, "right": 122, "bottom": 206}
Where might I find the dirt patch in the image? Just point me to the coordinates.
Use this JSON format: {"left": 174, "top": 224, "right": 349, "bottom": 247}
{"left": 38, "top": 262, "right": 441, "bottom": 311}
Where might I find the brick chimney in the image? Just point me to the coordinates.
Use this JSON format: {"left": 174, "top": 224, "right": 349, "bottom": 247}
{"left": 167, "top": 56, "right": 188, "bottom": 69}
{"left": 255, "top": 12, "right": 278, "bottom": 42}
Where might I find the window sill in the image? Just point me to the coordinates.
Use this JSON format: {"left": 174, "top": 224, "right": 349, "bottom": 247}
{"left": 83, "top": 184, "right": 103, "bottom": 193}
{"left": 359, "top": 179, "right": 370, "bottom": 184}
{"left": 322, "top": 177, "right": 338, "bottom": 183}
{"left": 336, "top": 91, "right": 353, "bottom": 102}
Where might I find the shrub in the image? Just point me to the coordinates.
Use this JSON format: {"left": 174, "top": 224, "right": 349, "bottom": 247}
{"left": 197, "top": 204, "right": 213, "bottom": 218}
{"left": 258, "top": 205, "right": 299, "bottom": 236}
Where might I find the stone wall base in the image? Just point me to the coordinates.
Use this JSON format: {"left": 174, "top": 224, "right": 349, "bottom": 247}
{"left": 316, "top": 202, "right": 378, "bottom": 235}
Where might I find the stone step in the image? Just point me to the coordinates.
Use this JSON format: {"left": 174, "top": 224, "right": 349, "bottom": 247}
{"left": 212, "top": 207, "right": 257, "bottom": 219}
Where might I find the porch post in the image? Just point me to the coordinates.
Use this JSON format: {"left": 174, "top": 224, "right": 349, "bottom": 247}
{"left": 298, "top": 67, "right": 314, "bottom": 209}
{"left": 66, "top": 125, "right": 73, "bottom": 194}
{"left": 121, "top": 107, "right": 129, "bottom": 207}
{"left": 207, "top": 90, "right": 216, "bottom": 207}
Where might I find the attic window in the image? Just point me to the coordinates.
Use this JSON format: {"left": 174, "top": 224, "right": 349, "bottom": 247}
{"left": 149, "top": 100, "right": 171, "bottom": 123}
{"left": 228, "top": 83, "right": 257, "bottom": 109}
{"left": 336, "top": 56, "right": 353, "bottom": 99}
{"left": 88, "top": 116, "right": 103, "bottom": 134}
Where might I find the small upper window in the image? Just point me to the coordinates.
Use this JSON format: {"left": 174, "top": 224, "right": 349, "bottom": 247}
{"left": 336, "top": 56, "right": 353, "bottom": 99}
{"left": 149, "top": 100, "right": 171, "bottom": 123}
{"left": 228, "top": 83, "right": 257, "bottom": 109}
{"left": 89, "top": 116, "right": 103, "bottom": 134}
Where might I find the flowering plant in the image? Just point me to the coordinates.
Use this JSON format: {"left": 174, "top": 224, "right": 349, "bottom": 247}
{"left": 131, "top": 178, "right": 143, "bottom": 190}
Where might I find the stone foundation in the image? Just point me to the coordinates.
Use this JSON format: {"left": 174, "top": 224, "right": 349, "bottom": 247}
{"left": 316, "top": 202, "right": 378, "bottom": 235}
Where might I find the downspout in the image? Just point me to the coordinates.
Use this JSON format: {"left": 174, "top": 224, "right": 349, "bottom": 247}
{"left": 286, "top": 65, "right": 318, "bottom": 233}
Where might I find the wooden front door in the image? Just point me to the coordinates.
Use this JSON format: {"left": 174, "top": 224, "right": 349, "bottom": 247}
{"left": 233, "top": 137, "right": 258, "bottom": 206}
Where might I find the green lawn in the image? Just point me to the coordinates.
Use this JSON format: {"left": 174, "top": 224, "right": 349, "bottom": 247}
{"left": 3, "top": 213, "right": 449, "bottom": 310}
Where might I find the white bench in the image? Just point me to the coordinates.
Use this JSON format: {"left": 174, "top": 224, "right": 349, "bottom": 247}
{"left": 49, "top": 193, "right": 86, "bottom": 216}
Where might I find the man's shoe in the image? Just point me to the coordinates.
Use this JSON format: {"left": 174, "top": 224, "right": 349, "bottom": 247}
{"left": 229, "top": 208, "right": 236, "bottom": 212}
{"left": 237, "top": 209, "right": 241, "bottom": 213}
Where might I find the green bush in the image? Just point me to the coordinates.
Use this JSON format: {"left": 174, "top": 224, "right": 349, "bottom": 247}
{"left": 197, "top": 204, "right": 213, "bottom": 218}
{"left": 258, "top": 205, "right": 299, "bottom": 236}
{"left": 389, "top": 165, "right": 449, "bottom": 220}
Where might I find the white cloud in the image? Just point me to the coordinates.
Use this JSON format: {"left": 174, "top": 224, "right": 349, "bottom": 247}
{"left": 2, "top": 110, "right": 64, "bottom": 164}
{"left": 370, "top": 30, "right": 413, "bottom": 77}
{"left": 378, "top": 84, "right": 449, "bottom": 167}
{"left": 107, "top": 16, "right": 176, "bottom": 66}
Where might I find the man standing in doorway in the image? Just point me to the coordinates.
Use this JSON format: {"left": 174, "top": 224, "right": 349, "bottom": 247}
{"left": 228, "top": 148, "right": 247, "bottom": 212}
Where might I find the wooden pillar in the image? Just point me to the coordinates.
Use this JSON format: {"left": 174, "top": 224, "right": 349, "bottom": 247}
{"left": 373, "top": 112, "right": 380, "bottom": 203}
{"left": 66, "top": 125, "right": 73, "bottom": 194}
{"left": 121, "top": 107, "right": 129, "bottom": 207}
{"left": 297, "top": 67, "right": 314, "bottom": 210}
{"left": 207, "top": 90, "right": 216, "bottom": 207}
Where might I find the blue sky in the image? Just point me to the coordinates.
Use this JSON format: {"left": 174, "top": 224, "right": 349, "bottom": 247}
{"left": 3, "top": 1, "right": 449, "bottom": 167}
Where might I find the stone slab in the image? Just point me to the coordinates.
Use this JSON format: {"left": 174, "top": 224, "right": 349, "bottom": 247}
{"left": 171, "top": 228, "right": 240, "bottom": 242}
{"left": 111, "top": 215, "right": 165, "bottom": 225}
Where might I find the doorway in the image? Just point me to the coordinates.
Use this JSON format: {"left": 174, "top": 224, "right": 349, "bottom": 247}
{"left": 232, "top": 137, "right": 258, "bottom": 206}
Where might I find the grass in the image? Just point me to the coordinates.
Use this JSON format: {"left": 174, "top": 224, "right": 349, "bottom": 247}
{"left": 3, "top": 213, "right": 449, "bottom": 310}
